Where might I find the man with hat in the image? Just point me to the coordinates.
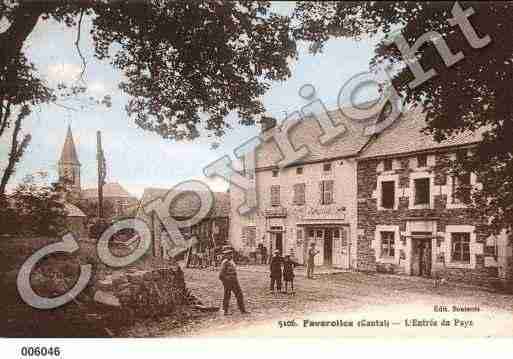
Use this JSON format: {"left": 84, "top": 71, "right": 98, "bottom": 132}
{"left": 219, "top": 246, "right": 249, "bottom": 315}
{"left": 269, "top": 249, "right": 283, "bottom": 293}
{"left": 306, "top": 242, "right": 320, "bottom": 279}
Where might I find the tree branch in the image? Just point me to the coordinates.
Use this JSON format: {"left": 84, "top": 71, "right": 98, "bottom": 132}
{"left": 0, "top": 99, "right": 12, "bottom": 138}
{"left": 0, "top": 105, "right": 31, "bottom": 195}
{"left": 75, "top": 8, "right": 87, "bottom": 84}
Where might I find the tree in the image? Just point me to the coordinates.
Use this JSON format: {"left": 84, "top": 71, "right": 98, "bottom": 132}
{"left": 0, "top": 1, "right": 296, "bottom": 192}
{"left": 0, "top": 52, "right": 53, "bottom": 195}
{"left": 293, "top": 1, "right": 513, "bottom": 233}
{"left": 0, "top": 173, "right": 68, "bottom": 236}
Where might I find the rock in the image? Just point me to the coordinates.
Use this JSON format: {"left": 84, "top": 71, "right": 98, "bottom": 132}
{"left": 94, "top": 290, "right": 121, "bottom": 307}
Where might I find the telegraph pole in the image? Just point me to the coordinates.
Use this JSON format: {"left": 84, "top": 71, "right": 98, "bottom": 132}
{"left": 96, "top": 131, "right": 105, "bottom": 219}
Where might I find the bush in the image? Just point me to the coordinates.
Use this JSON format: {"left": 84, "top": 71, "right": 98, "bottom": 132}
{"left": 0, "top": 177, "right": 67, "bottom": 236}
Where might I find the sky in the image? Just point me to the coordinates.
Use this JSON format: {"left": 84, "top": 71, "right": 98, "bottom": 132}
{"left": 0, "top": 2, "right": 380, "bottom": 198}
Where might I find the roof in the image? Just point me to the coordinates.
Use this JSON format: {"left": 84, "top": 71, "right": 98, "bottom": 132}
{"left": 59, "top": 126, "right": 80, "bottom": 165}
{"left": 359, "top": 107, "right": 485, "bottom": 159}
{"left": 82, "top": 182, "right": 135, "bottom": 199}
{"left": 64, "top": 202, "right": 86, "bottom": 217}
{"left": 139, "top": 187, "right": 230, "bottom": 219}
{"left": 255, "top": 106, "right": 377, "bottom": 169}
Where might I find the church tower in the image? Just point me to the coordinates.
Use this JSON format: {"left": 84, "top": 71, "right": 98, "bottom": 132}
{"left": 58, "top": 125, "right": 81, "bottom": 197}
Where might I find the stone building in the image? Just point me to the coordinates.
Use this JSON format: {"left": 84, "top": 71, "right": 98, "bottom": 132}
{"left": 138, "top": 188, "right": 230, "bottom": 259}
{"left": 229, "top": 109, "right": 376, "bottom": 268}
{"left": 356, "top": 107, "right": 513, "bottom": 286}
{"left": 82, "top": 182, "right": 138, "bottom": 218}
{"left": 190, "top": 192, "right": 230, "bottom": 252}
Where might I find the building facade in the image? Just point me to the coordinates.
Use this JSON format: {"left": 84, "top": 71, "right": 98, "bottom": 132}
{"left": 229, "top": 106, "right": 513, "bottom": 286}
{"left": 356, "top": 108, "right": 513, "bottom": 286}
{"left": 138, "top": 188, "right": 230, "bottom": 260}
{"left": 229, "top": 109, "right": 376, "bottom": 268}
{"left": 81, "top": 183, "right": 138, "bottom": 218}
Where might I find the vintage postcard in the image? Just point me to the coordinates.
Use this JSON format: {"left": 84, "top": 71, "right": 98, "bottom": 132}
{"left": 1, "top": 1, "right": 513, "bottom": 348}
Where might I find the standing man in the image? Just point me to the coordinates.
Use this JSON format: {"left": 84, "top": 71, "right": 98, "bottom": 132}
{"left": 306, "top": 242, "right": 320, "bottom": 279}
{"left": 219, "top": 247, "right": 249, "bottom": 315}
{"left": 269, "top": 250, "right": 283, "bottom": 293}
{"left": 261, "top": 245, "right": 268, "bottom": 265}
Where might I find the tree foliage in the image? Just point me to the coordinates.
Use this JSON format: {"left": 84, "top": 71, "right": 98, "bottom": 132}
{"left": 293, "top": 1, "right": 513, "bottom": 233}
{"left": 0, "top": 1, "right": 296, "bottom": 193}
{"left": 0, "top": 174, "right": 68, "bottom": 236}
{"left": 1, "top": 1, "right": 296, "bottom": 140}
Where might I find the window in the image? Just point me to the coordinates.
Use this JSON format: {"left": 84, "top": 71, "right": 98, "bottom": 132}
{"left": 323, "top": 163, "right": 332, "bottom": 172}
{"left": 417, "top": 154, "right": 427, "bottom": 168}
{"left": 297, "top": 228, "right": 303, "bottom": 240}
{"left": 380, "top": 231, "right": 395, "bottom": 258}
{"left": 384, "top": 159, "right": 393, "bottom": 171}
{"left": 414, "top": 178, "right": 430, "bottom": 205}
{"left": 296, "top": 167, "right": 303, "bottom": 175}
{"left": 381, "top": 181, "right": 395, "bottom": 209}
{"left": 272, "top": 169, "right": 279, "bottom": 177}
{"left": 293, "top": 183, "right": 306, "bottom": 205}
{"left": 451, "top": 232, "right": 470, "bottom": 263}
{"left": 270, "top": 185, "right": 280, "bottom": 206}
{"left": 320, "top": 180, "right": 334, "bottom": 205}
{"left": 451, "top": 173, "right": 471, "bottom": 204}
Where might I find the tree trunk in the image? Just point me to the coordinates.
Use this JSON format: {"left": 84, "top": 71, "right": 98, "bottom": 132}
{"left": 0, "top": 107, "right": 31, "bottom": 195}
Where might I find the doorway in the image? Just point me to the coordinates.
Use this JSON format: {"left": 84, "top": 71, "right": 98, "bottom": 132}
{"left": 270, "top": 226, "right": 283, "bottom": 254}
{"left": 323, "top": 229, "right": 333, "bottom": 266}
{"left": 411, "top": 232, "right": 432, "bottom": 277}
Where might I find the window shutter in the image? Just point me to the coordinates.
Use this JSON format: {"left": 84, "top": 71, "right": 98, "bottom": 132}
{"left": 271, "top": 185, "right": 280, "bottom": 206}
{"left": 319, "top": 181, "right": 324, "bottom": 204}
{"left": 326, "top": 180, "right": 334, "bottom": 204}
{"left": 299, "top": 183, "right": 305, "bottom": 205}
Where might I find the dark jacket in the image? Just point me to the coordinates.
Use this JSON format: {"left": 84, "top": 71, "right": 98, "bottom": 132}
{"left": 283, "top": 259, "right": 299, "bottom": 281}
{"left": 219, "top": 259, "right": 238, "bottom": 282}
{"left": 269, "top": 255, "right": 283, "bottom": 279}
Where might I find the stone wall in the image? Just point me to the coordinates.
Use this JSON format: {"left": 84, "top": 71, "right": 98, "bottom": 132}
{"left": 357, "top": 152, "right": 513, "bottom": 288}
{"left": 93, "top": 266, "right": 189, "bottom": 317}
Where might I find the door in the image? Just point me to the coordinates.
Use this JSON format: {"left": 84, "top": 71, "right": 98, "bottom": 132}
{"left": 270, "top": 226, "right": 283, "bottom": 255}
{"left": 306, "top": 228, "right": 324, "bottom": 266}
{"left": 275, "top": 232, "right": 283, "bottom": 254}
{"left": 332, "top": 227, "right": 350, "bottom": 269}
{"left": 420, "top": 240, "right": 432, "bottom": 277}
{"left": 411, "top": 233, "right": 432, "bottom": 277}
{"left": 324, "top": 229, "right": 333, "bottom": 266}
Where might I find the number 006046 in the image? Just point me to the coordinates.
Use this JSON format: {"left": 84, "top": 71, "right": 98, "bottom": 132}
{"left": 21, "top": 347, "right": 61, "bottom": 357}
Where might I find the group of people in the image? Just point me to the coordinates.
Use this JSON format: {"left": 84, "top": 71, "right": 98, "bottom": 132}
{"left": 251, "top": 243, "right": 268, "bottom": 264}
{"left": 217, "top": 242, "right": 321, "bottom": 315}
{"left": 269, "top": 250, "right": 300, "bottom": 294}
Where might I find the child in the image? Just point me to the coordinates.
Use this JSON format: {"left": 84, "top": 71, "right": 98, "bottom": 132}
{"left": 283, "top": 254, "right": 299, "bottom": 294}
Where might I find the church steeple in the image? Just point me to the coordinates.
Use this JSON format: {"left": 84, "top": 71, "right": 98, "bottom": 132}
{"left": 58, "top": 125, "right": 81, "bottom": 196}
{"left": 59, "top": 126, "right": 80, "bottom": 165}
